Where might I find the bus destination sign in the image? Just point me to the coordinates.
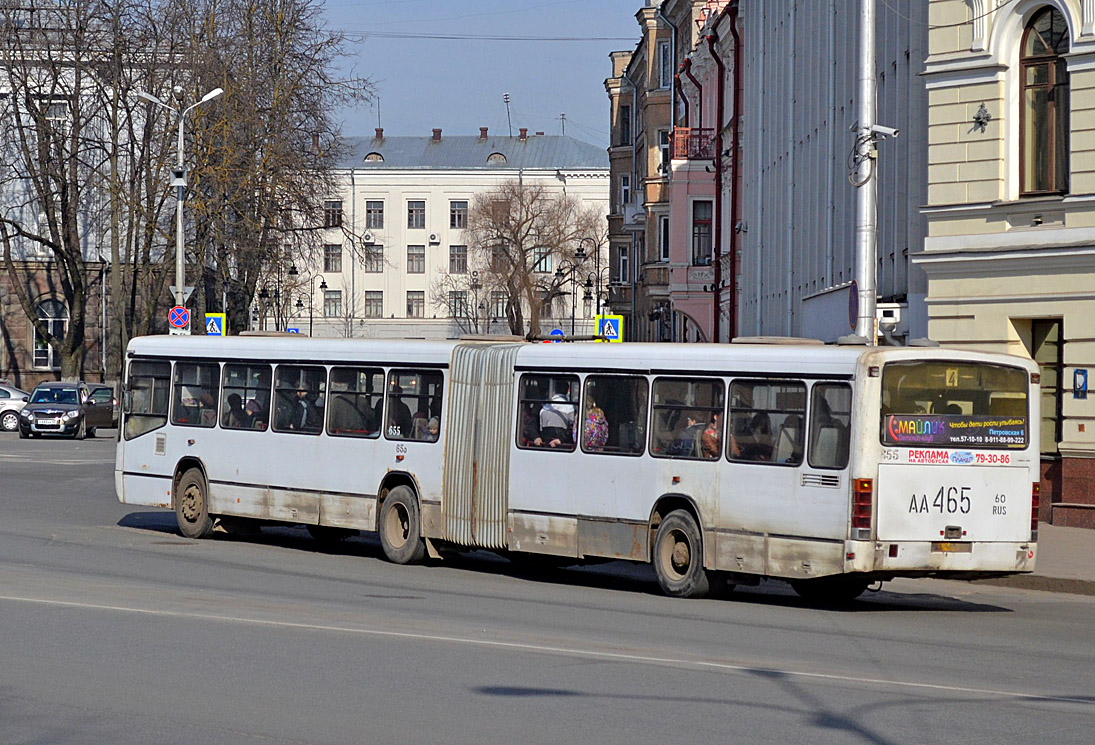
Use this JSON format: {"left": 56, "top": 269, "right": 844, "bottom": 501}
{"left": 884, "top": 415, "right": 1027, "bottom": 449}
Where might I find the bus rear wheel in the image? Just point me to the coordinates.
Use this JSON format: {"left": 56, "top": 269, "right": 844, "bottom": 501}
{"left": 790, "top": 575, "right": 869, "bottom": 605}
{"left": 652, "top": 510, "right": 710, "bottom": 598}
{"left": 176, "top": 467, "right": 214, "bottom": 539}
{"left": 379, "top": 486, "right": 426, "bottom": 565}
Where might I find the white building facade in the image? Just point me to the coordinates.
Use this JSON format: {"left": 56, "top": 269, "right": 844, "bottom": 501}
{"left": 298, "top": 128, "right": 609, "bottom": 340}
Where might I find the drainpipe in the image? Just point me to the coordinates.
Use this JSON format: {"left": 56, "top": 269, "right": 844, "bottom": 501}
{"left": 681, "top": 58, "right": 703, "bottom": 131}
{"left": 706, "top": 28, "right": 726, "bottom": 343}
{"left": 675, "top": 70, "right": 689, "bottom": 127}
{"left": 622, "top": 71, "right": 640, "bottom": 340}
{"left": 726, "top": 2, "right": 742, "bottom": 342}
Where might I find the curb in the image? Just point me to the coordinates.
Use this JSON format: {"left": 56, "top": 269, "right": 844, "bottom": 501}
{"left": 969, "top": 575, "right": 1095, "bottom": 597}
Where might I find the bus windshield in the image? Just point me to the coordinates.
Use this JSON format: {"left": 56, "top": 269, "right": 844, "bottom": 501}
{"left": 880, "top": 361, "right": 1028, "bottom": 449}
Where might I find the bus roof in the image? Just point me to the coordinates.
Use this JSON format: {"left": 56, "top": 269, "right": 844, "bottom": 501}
{"left": 126, "top": 335, "right": 1035, "bottom": 376}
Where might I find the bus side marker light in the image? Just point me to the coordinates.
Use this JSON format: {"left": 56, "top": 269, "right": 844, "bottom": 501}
{"left": 846, "top": 552, "right": 855, "bottom": 560}
{"left": 672, "top": 476, "right": 681, "bottom": 484}
{"left": 396, "top": 454, "right": 404, "bottom": 462}
{"left": 888, "top": 544, "right": 898, "bottom": 558}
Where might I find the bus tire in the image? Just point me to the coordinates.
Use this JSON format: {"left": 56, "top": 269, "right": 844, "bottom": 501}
{"left": 379, "top": 486, "right": 426, "bottom": 565}
{"left": 652, "top": 510, "right": 710, "bottom": 598}
{"left": 790, "top": 575, "right": 869, "bottom": 605}
{"left": 176, "top": 467, "right": 215, "bottom": 539}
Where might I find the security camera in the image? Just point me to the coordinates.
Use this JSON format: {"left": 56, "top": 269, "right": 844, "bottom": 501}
{"left": 871, "top": 124, "right": 900, "bottom": 139}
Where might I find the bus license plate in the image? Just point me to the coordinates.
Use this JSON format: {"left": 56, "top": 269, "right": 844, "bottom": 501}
{"left": 931, "top": 542, "right": 972, "bottom": 553}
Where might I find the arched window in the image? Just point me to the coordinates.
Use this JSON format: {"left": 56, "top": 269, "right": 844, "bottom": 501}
{"left": 1020, "top": 7, "right": 1070, "bottom": 195}
{"left": 364, "top": 152, "right": 384, "bottom": 163}
{"left": 487, "top": 152, "right": 507, "bottom": 164}
{"left": 32, "top": 299, "right": 68, "bottom": 369}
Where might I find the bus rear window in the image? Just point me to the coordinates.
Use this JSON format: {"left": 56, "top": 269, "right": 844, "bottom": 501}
{"left": 881, "top": 361, "right": 1028, "bottom": 449}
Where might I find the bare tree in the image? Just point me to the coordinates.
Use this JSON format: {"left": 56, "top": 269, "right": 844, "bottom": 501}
{"left": 464, "top": 180, "right": 602, "bottom": 337}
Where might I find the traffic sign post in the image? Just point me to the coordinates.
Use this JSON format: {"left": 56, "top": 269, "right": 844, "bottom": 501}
{"left": 168, "top": 306, "right": 190, "bottom": 336}
{"left": 596, "top": 315, "right": 623, "bottom": 343}
{"left": 205, "top": 313, "right": 226, "bottom": 336}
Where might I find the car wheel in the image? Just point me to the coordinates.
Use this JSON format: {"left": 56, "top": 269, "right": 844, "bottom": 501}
{"left": 1, "top": 411, "right": 18, "bottom": 432}
{"left": 74, "top": 419, "right": 86, "bottom": 440}
{"left": 652, "top": 509, "right": 711, "bottom": 598}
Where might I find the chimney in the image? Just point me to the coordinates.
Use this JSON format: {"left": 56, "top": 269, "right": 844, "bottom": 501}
{"left": 535, "top": 131, "right": 544, "bottom": 136}
{"left": 374, "top": 127, "right": 383, "bottom": 140}
{"left": 519, "top": 127, "right": 527, "bottom": 141}
{"left": 479, "top": 127, "right": 488, "bottom": 140}
{"left": 432, "top": 128, "right": 442, "bottom": 142}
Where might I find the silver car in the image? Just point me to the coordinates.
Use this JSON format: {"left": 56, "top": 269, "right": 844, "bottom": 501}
{"left": 0, "top": 383, "right": 30, "bottom": 432}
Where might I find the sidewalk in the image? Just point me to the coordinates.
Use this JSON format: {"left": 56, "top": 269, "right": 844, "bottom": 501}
{"left": 971, "top": 523, "right": 1095, "bottom": 596}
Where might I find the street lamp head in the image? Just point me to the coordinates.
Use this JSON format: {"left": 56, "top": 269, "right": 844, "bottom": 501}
{"left": 172, "top": 85, "right": 185, "bottom": 101}
{"left": 296, "top": 297, "right": 304, "bottom": 310}
{"left": 258, "top": 287, "right": 269, "bottom": 301}
{"left": 200, "top": 87, "right": 225, "bottom": 104}
{"left": 574, "top": 244, "right": 586, "bottom": 261}
{"left": 288, "top": 264, "right": 298, "bottom": 278}
{"left": 319, "top": 279, "right": 328, "bottom": 291}
{"left": 133, "top": 90, "right": 165, "bottom": 107}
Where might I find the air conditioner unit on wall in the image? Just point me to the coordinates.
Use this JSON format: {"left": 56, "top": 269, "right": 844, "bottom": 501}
{"left": 428, "top": 233, "right": 441, "bottom": 245}
{"left": 362, "top": 232, "right": 375, "bottom": 244}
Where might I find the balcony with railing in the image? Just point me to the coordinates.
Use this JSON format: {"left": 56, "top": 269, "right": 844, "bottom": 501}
{"left": 671, "top": 127, "right": 714, "bottom": 160}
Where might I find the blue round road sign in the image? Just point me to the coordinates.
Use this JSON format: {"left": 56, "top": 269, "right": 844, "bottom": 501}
{"left": 169, "top": 306, "right": 190, "bottom": 328}
{"left": 549, "top": 328, "right": 565, "bottom": 342}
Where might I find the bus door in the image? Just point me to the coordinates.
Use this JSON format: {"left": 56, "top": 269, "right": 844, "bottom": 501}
{"left": 875, "top": 360, "right": 1037, "bottom": 546}
{"left": 442, "top": 343, "right": 522, "bottom": 549}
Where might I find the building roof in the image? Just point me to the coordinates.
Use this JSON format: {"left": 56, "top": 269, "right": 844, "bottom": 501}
{"left": 335, "top": 133, "right": 608, "bottom": 171}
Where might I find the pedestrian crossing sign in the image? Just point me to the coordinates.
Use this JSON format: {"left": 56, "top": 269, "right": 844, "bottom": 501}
{"left": 205, "top": 313, "right": 226, "bottom": 336}
{"left": 596, "top": 315, "right": 623, "bottom": 343}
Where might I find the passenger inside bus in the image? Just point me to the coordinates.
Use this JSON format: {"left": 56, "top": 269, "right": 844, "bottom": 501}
{"left": 540, "top": 394, "right": 575, "bottom": 448}
{"left": 582, "top": 395, "right": 609, "bottom": 451}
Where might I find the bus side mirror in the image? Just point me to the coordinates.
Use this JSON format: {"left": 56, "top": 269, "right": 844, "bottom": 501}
{"left": 122, "top": 388, "right": 133, "bottom": 414}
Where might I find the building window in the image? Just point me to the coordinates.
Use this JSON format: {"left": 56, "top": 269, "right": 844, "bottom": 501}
{"left": 32, "top": 298, "right": 67, "bottom": 369}
{"left": 692, "top": 200, "right": 712, "bottom": 266}
{"left": 1021, "top": 7, "right": 1070, "bottom": 196}
{"left": 532, "top": 246, "right": 552, "bottom": 274}
{"left": 450, "top": 200, "right": 468, "bottom": 229}
{"left": 407, "top": 291, "right": 425, "bottom": 318}
{"left": 620, "top": 175, "right": 631, "bottom": 209}
{"left": 619, "top": 105, "right": 632, "bottom": 146}
{"left": 363, "top": 291, "right": 383, "bottom": 318}
{"left": 659, "top": 216, "right": 670, "bottom": 262}
{"left": 618, "top": 245, "right": 629, "bottom": 283}
{"left": 323, "top": 200, "right": 342, "bottom": 228}
{"left": 407, "top": 200, "right": 426, "bottom": 229}
{"left": 487, "top": 152, "right": 507, "bottom": 164}
{"left": 448, "top": 290, "right": 468, "bottom": 318}
{"left": 365, "top": 200, "right": 384, "bottom": 229}
{"left": 659, "top": 130, "right": 671, "bottom": 174}
{"left": 658, "top": 41, "right": 671, "bottom": 89}
{"left": 323, "top": 290, "right": 342, "bottom": 318}
{"left": 323, "top": 244, "right": 342, "bottom": 273}
{"left": 363, "top": 245, "right": 383, "bottom": 273}
{"left": 449, "top": 244, "right": 468, "bottom": 274}
{"left": 490, "top": 290, "right": 507, "bottom": 319}
{"left": 364, "top": 152, "right": 384, "bottom": 162}
{"left": 407, "top": 245, "right": 425, "bottom": 274}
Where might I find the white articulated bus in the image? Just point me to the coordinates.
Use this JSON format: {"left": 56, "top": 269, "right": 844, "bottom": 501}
{"left": 116, "top": 335, "right": 1040, "bottom": 601}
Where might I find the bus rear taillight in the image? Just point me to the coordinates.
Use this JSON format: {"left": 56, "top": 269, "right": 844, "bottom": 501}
{"left": 1031, "top": 482, "right": 1040, "bottom": 537}
{"left": 852, "top": 478, "right": 873, "bottom": 533}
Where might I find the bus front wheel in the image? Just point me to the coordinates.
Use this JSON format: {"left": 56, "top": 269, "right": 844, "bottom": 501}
{"left": 652, "top": 510, "right": 710, "bottom": 598}
{"left": 176, "top": 467, "right": 214, "bottom": 539}
{"left": 379, "top": 486, "right": 426, "bottom": 565}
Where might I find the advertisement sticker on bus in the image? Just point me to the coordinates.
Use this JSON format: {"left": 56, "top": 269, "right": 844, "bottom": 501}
{"left": 883, "top": 414, "right": 1027, "bottom": 449}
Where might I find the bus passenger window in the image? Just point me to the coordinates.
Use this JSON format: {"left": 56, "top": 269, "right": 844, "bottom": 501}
{"left": 171, "top": 362, "right": 220, "bottom": 428}
{"left": 221, "top": 363, "right": 272, "bottom": 431}
{"left": 386, "top": 369, "right": 443, "bottom": 442}
{"left": 583, "top": 376, "right": 648, "bottom": 456}
{"left": 124, "top": 360, "right": 170, "bottom": 440}
{"left": 650, "top": 378, "right": 725, "bottom": 460}
{"left": 328, "top": 367, "right": 384, "bottom": 438}
{"left": 273, "top": 365, "right": 326, "bottom": 435}
{"left": 809, "top": 383, "right": 852, "bottom": 470}
{"left": 516, "top": 374, "right": 579, "bottom": 451}
{"left": 728, "top": 380, "right": 806, "bottom": 465}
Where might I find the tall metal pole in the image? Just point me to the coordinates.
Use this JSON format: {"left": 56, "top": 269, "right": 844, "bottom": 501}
{"left": 854, "top": 0, "right": 878, "bottom": 342}
{"left": 174, "top": 115, "right": 186, "bottom": 309}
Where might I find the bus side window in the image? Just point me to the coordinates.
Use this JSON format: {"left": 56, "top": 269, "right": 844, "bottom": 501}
{"left": 385, "top": 369, "right": 444, "bottom": 442}
{"left": 516, "top": 373, "right": 579, "bottom": 451}
{"left": 809, "top": 383, "right": 852, "bottom": 470}
{"left": 328, "top": 366, "right": 384, "bottom": 438}
{"left": 124, "top": 360, "right": 171, "bottom": 440}
{"left": 583, "top": 375, "right": 648, "bottom": 456}
{"left": 221, "top": 363, "right": 272, "bottom": 431}
{"left": 273, "top": 365, "right": 327, "bottom": 435}
{"left": 171, "top": 362, "right": 220, "bottom": 428}
{"left": 728, "top": 380, "right": 806, "bottom": 465}
{"left": 649, "top": 377, "right": 724, "bottom": 460}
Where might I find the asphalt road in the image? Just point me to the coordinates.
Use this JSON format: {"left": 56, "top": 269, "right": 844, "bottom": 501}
{"left": 1, "top": 433, "right": 1093, "bottom": 745}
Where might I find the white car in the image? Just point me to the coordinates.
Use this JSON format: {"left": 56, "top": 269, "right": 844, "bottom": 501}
{"left": 0, "top": 383, "right": 30, "bottom": 432}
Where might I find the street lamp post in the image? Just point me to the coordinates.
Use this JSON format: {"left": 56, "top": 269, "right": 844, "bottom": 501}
{"left": 578, "top": 237, "right": 600, "bottom": 318}
{"left": 133, "top": 86, "right": 224, "bottom": 323}
{"left": 310, "top": 274, "right": 327, "bottom": 337}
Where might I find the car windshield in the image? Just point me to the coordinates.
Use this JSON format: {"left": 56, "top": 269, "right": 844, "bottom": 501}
{"left": 31, "top": 388, "right": 79, "bottom": 404}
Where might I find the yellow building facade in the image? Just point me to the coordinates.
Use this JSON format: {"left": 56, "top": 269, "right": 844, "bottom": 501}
{"left": 919, "top": 0, "right": 1095, "bottom": 526}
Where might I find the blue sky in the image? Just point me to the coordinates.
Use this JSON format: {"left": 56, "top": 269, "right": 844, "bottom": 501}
{"left": 323, "top": 0, "right": 641, "bottom": 148}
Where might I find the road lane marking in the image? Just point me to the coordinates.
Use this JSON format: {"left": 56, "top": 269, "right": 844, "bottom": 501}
{"left": 0, "top": 592, "right": 1090, "bottom": 708}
